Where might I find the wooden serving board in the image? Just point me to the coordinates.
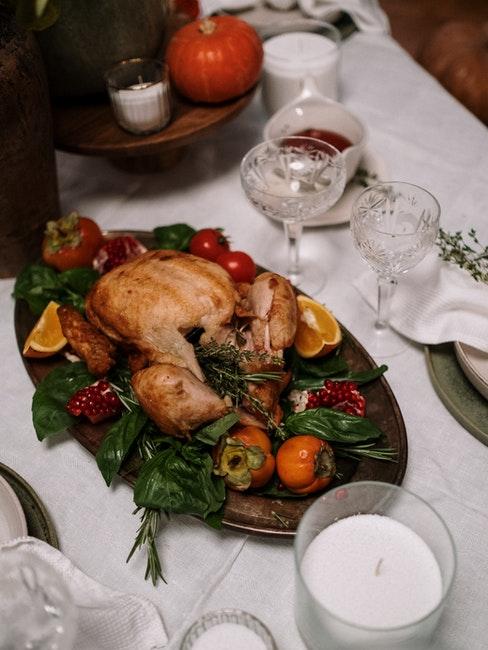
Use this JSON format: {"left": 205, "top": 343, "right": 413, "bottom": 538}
{"left": 15, "top": 231, "right": 407, "bottom": 538}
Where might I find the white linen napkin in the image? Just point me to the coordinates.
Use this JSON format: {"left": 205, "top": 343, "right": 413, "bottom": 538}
{"left": 0, "top": 536, "right": 168, "bottom": 650}
{"left": 353, "top": 252, "right": 488, "bottom": 352}
{"left": 297, "top": 0, "right": 390, "bottom": 33}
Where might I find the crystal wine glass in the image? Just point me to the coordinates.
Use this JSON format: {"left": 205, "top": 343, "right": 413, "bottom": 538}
{"left": 240, "top": 137, "right": 346, "bottom": 293}
{"left": 350, "top": 181, "right": 440, "bottom": 357}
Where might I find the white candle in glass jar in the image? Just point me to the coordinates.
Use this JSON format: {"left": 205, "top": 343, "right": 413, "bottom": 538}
{"left": 109, "top": 79, "right": 171, "bottom": 135}
{"left": 301, "top": 514, "right": 443, "bottom": 639}
{"left": 262, "top": 31, "right": 340, "bottom": 115}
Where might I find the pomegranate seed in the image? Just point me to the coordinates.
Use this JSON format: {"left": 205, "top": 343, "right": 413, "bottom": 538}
{"left": 306, "top": 380, "right": 366, "bottom": 417}
{"left": 93, "top": 236, "right": 147, "bottom": 274}
{"left": 66, "top": 380, "right": 123, "bottom": 424}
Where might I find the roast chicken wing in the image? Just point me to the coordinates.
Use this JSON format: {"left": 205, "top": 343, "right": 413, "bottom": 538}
{"left": 86, "top": 250, "right": 238, "bottom": 381}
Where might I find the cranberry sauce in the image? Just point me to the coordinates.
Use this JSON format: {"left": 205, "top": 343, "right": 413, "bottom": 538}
{"left": 293, "top": 128, "right": 353, "bottom": 152}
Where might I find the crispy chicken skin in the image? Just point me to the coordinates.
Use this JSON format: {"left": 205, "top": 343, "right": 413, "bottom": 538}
{"left": 57, "top": 304, "right": 116, "bottom": 377}
{"left": 86, "top": 250, "right": 238, "bottom": 380}
{"left": 132, "top": 363, "right": 231, "bottom": 438}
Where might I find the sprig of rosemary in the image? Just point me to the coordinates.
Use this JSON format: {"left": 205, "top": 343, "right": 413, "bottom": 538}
{"left": 334, "top": 443, "right": 397, "bottom": 461}
{"left": 436, "top": 228, "right": 488, "bottom": 283}
{"left": 127, "top": 506, "right": 165, "bottom": 585}
{"left": 127, "top": 429, "right": 166, "bottom": 585}
{"left": 195, "top": 342, "right": 284, "bottom": 430}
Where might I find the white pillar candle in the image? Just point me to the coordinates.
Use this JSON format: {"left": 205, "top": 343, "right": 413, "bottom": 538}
{"left": 262, "top": 31, "right": 340, "bottom": 115}
{"left": 109, "top": 80, "right": 171, "bottom": 135}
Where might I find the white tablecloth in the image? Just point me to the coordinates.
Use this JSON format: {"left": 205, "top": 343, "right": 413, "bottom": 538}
{"left": 3, "top": 32, "right": 488, "bottom": 649}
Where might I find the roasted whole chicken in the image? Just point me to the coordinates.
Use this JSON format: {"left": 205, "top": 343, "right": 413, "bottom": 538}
{"left": 65, "top": 250, "right": 298, "bottom": 437}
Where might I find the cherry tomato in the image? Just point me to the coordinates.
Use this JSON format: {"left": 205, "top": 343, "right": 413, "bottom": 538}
{"left": 216, "top": 251, "right": 256, "bottom": 283}
{"left": 189, "top": 228, "right": 230, "bottom": 261}
{"left": 213, "top": 425, "right": 275, "bottom": 491}
{"left": 42, "top": 212, "right": 104, "bottom": 271}
{"left": 276, "top": 435, "right": 335, "bottom": 495}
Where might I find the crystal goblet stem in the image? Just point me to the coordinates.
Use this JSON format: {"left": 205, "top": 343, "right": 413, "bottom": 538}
{"left": 284, "top": 219, "right": 303, "bottom": 278}
{"left": 376, "top": 275, "right": 397, "bottom": 330}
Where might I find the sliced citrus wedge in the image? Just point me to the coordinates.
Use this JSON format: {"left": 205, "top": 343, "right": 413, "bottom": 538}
{"left": 294, "top": 295, "right": 342, "bottom": 359}
{"left": 23, "top": 301, "right": 67, "bottom": 358}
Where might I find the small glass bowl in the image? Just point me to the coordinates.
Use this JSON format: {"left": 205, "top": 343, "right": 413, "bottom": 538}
{"left": 180, "top": 608, "right": 277, "bottom": 650}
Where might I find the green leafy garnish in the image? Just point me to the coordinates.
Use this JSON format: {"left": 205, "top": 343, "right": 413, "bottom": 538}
{"left": 436, "top": 228, "right": 488, "bottom": 283}
{"left": 284, "top": 407, "right": 383, "bottom": 444}
{"left": 153, "top": 224, "right": 196, "bottom": 251}
{"left": 194, "top": 412, "right": 240, "bottom": 446}
{"left": 32, "top": 362, "right": 95, "bottom": 440}
{"left": 290, "top": 365, "right": 388, "bottom": 391}
{"left": 14, "top": 264, "right": 98, "bottom": 314}
{"left": 96, "top": 409, "right": 148, "bottom": 486}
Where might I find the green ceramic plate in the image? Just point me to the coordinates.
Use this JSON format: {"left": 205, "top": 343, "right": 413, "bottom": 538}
{"left": 0, "top": 463, "right": 58, "bottom": 548}
{"left": 425, "top": 344, "right": 488, "bottom": 446}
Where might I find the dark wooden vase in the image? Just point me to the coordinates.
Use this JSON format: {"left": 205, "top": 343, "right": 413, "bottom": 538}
{"left": 0, "top": 7, "right": 60, "bottom": 277}
{"left": 36, "top": 0, "right": 168, "bottom": 97}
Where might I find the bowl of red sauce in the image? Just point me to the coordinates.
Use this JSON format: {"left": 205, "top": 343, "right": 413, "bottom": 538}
{"left": 263, "top": 95, "right": 367, "bottom": 183}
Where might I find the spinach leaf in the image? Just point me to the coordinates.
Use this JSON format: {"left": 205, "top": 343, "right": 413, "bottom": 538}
{"left": 153, "top": 224, "right": 196, "bottom": 251}
{"left": 13, "top": 264, "right": 98, "bottom": 315}
{"left": 194, "top": 412, "right": 240, "bottom": 446}
{"left": 284, "top": 407, "right": 383, "bottom": 444}
{"left": 133, "top": 445, "right": 225, "bottom": 518}
{"left": 32, "top": 362, "right": 95, "bottom": 440}
{"left": 96, "top": 408, "right": 148, "bottom": 486}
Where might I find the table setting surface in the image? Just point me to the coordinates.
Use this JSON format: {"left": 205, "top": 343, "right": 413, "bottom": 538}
{"left": 1, "top": 30, "right": 488, "bottom": 649}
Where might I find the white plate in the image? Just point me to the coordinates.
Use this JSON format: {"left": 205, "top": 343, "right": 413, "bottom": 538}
{"left": 306, "top": 147, "right": 388, "bottom": 227}
{"left": 0, "top": 474, "right": 27, "bottom": 543}
{"left": 454, "top": 342, "right": 488, "bottom": 401}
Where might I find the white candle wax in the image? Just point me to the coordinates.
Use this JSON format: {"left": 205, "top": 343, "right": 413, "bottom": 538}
{"left": 262, "top": 32, "right": 339, "bottom": 115}
{"left": 301, "top": 514, "right": 443, "bottom": 630}
{"left": 109, "top": 80, "right": 171, "bottom": 135}
{"left": 191, "top": 622, "right": 267, "bottom": 650}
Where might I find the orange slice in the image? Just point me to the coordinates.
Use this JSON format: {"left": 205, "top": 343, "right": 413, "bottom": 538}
{"left": 294, "top": 295, "right": 342, "bottom": 359}
{"left": 23, "top": 301, "right": 67, "bottom": 358}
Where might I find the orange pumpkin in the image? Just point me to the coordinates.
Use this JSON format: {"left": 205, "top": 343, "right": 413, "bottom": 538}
{"left": 419, "top": 21, "right": 488, "bottom": 124}
{"left": 166, "top": 16, "right": 263, "bottom": 103}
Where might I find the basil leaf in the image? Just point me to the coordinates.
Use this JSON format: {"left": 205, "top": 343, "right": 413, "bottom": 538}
{"left": 58, "top": 267, "right": 99, "bottom": 296}
{"left": 194, "top": 412, "right": 240, "bottom": 446}
{"left": 13, "top": 264, "right": 98, "bottom": 315}
{"left": 14, "top": 264, "right": 62, "bottom": 315}
{"left": 133, "top": 446, "right": 225, "bottom": 518}
{"left": 32, "top": 362, "right": 95, "bottom": 440}
{"left": 153, "top": 224, "right": 196, "bottom": 251}
{"left": 96, "top": 408, "right": 148, "bottom": 486}
{"left": 290, "top": 348, "right": 348, "bottom": 379}
{"left": 204, "top": 507, "right": 225, "bottom": 529}
{"left": 284, "top": 407, "right": 383, "bottom": 444}
{"left": 289, "top": 365, "right": 388, "bottom": 391}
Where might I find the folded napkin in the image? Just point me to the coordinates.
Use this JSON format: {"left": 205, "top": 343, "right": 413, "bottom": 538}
{"left": 296, "top": 0, "right": 390, "bottom": 33}
{"left": 353, "top": 252, "right": 488, "bottom": 352}
{"left": 0, "top": 537, "right": 168, "bottom": 650}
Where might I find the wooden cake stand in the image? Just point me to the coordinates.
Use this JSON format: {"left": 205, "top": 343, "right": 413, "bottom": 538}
{"left": 52, "top": 86, "right": 256, "bottom": 172}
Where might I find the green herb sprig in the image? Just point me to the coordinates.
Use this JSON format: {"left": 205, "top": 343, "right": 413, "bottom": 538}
{"left": 437, "top": 228, "right": 488, "bottom": 283}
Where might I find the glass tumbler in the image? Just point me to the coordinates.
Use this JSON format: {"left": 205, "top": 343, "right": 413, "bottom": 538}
{"left": 294, "top": 481, "right": 456, "bottom": 650}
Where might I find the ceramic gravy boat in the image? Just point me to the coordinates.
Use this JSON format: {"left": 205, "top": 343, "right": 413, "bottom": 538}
{"left": 263, "top": 78, "right": 367, "bottom": 183}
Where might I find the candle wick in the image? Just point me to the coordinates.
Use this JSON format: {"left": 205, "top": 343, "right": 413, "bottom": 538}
{"left": 374, "top": 558, "right": 384, "bottom": 576}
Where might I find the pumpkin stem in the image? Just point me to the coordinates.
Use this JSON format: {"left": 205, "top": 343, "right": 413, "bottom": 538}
{"left": 199, "top": 17, "right": 216, "bottom": 35}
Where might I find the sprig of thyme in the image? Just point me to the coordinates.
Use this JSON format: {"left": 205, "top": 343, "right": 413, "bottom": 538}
{"left": 334, "top": 443, "right": 398, "bottom": 461}
{"left": 352, "top": 167, "right": 379, "bottom": 188}
{"left": 436, "top": 228, "right": 488, "bottom": 283}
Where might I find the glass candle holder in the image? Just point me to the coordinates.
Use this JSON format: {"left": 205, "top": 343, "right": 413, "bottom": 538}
{"left": 180, "top": 609, "right": 277, "bottom": 650}
{"left": 105, "top": 58, "right": 171, "bottom": 135}
{"left": 294, "top": 481, "right": 456, "bottom": 650}
{"left": 262, "top": 22, "right": 341, "bottom": 115}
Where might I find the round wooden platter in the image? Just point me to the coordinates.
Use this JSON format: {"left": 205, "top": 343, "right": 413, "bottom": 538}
{"left": 15, "top": 231, "right": 407, "bottom": 538}
{"left": 51, "top": 86, "right": 256, "bottom": 163}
